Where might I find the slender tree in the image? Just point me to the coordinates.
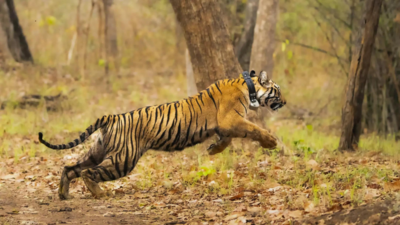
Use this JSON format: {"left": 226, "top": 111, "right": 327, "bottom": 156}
{"left": 170, "top": 0, "right": 242, "bottom": 90}
{"left": 102, "top": 0, "right": 118, "bottom": 73}
{"left": 235, "top": 0, "right": 259, "bottom": 71}
{"left": 339, "top": 0, "right": 383, "bottom": 151}
{"left": 185, "top": 49, "right": 197, "bottom": 96}
{"left": 0, "top": 0, "right": 33, "bottom": 63}
{"left": 250, "top": 0, "right": 278, "bottom": 78}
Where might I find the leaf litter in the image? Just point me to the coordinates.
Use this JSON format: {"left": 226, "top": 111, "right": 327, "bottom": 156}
{"left": 1, "top": 135, "right": 400, "bottom": 224}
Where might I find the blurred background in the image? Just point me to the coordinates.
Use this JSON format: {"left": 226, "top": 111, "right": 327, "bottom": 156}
{"left": 0, "top": 0, "right": 399, "bottom": 159}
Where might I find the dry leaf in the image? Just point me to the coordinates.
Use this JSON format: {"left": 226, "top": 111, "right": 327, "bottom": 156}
{"left": 307, "top": 160, "right": 320, "bottom": 171}
{"left": 205, "top": 211, "right": 216, "bottom": 218}
{"left": 384, "top": 180, "right": 400, "bottom": 191}
{"left": 288, "top": 210, "right": 303, "bottom": 218}
{"left": 304, "top": 201, "right": 315, "bottom": 213}
{"left": 394, "top": 13, "right": 400, "bottom": 23}
{"left": 327, "top": 204, "right": 343, "bottom": 212}
{"left": 229, "top": 193, "right": 244, "bottom": 201}
{"left": 364, "top": 188, "right": 380, "bottom": 200}
{"left": 224, "top": 212, "right": 245, "bottom": 221}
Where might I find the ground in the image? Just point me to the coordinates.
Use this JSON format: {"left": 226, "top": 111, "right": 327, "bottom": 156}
{"left": 1, "top": 68, "right": 400, "bottom": 225}
{"left": 1, "top": 135, "right": 400, "bottom": 225}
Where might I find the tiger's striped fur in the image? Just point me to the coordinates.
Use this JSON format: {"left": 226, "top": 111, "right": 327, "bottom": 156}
{"left": 39, "top": 71, "right": 286, "bottom": 199}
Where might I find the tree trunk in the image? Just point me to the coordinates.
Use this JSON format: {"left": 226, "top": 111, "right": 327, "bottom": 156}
{"left": 250, "top": 0, "right": 278, "bottom": 78}
{"left": 235, "top": 0, "right": 259, "bottom": 71}
{"left": 170, "top": 0, "right": 242, "bottom": 91}
{"left": 0, "top": 0, "right": 33, "bottom": 63}
{"left": 338, "top": 0, "right": 383, "bottom": 151}
{"left": 102, "top": 0, "right": 118, "bottom": 73}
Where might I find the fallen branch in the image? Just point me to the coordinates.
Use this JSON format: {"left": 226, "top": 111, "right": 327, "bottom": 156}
{"left": 1, "top": 93, "right": 68, "bottom": 111}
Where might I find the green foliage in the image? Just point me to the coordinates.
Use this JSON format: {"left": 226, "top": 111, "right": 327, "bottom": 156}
{"left": 39, "top": 16, "right": 57, "bottom": 27}
{"left": 98, "top": 59, "right": 106, "bottom": 67}
{"left": 196, "top": 166, "right": 216, "bottom": 179}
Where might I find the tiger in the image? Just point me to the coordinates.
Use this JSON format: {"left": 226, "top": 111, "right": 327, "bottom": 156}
{"left": 38, "top": 71, "right": 286, "bottom": 200}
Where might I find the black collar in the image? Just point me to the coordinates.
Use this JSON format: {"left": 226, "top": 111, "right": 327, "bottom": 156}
{"left": 242, "top": 71, "right": 259, "bottom": 108}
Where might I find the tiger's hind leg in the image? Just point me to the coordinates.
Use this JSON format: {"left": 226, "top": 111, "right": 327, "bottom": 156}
{"left": 59, "top": 137, "right": 105, "bottom": 200}
{"left": 81, "top": 148, "right": 142, "bottom": 199}
{"left": 207, "top": 137, "right": 232, "bottom": 155}
{"left": 81, "top": 157, "right": 122, "bottom": 199}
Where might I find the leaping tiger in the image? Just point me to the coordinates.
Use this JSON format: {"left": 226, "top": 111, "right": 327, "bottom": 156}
{"left": 38, "top": 71, "right": 286, "bottom": 200}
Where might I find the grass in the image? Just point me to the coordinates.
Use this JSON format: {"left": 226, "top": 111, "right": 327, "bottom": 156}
{"left": 1, "top": 67, "right": 398, "bottom": 215}
{"left": 0, "top": 1, "right": 399, "bottom": 222}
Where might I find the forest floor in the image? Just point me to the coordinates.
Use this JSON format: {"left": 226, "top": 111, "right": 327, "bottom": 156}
{"left": 1, "top": 132, "right": 400, "bottom": 225}
{"left": 1, "top": 67, "right": 400, "bottom": 225}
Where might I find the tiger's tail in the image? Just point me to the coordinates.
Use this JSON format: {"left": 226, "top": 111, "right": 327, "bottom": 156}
{"left": 38, "top": 115, "right": 109, "bottom": 150}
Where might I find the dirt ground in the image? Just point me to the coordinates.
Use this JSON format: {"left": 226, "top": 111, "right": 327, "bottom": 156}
{"left": 2, "top": 185, "right": 400, "bottom": 225}
{"left": 2, "top": 146, "right": 400, "bottom": 225}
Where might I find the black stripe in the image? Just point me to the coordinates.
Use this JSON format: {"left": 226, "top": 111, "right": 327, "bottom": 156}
{"left": 234, "top": 109, "right": 244, "bottom": 118}
{"left": 113, "top": 116, "right": 124, "bottom": 154}
{"left": 129, "top": 112, "right": 136, "bottom": 172}
{"left": 199, "top": 93, "right": 205, "bottom": 105}
{"left": 100, "top": 116, "right": 106, "bottom": 127}
{"left": 89, "top": 155, "right": 97, "bottom": 165}
{"left": 239, "top": 98, "right": 248, "bottom": 114}
{"left": 80, "top": 133, "right": 86, "bottom": 142}
{"left": 190, "top": 114, "right": 199, "bottom": 145}
{"left": 98, "top": 166, "right": 115, "bottom": 180}
{"left": 72, "top": 168, "right": 79, "bottom": 177}
{"left": 166, "top": 104, "right": 172, "bottom": 126}
{"left": 195, "top": 98, "right": 202, "bottom": 113}
{"left": 86, "top": 125, "right": 93, "bottom": 134}
{"left": 145, "top": 106, "right": 150, "bottom": 119}
{"left": 171, "top": 121, "right": 181, "bottom": 148}
{"left": 206, "top": 88, "right": 217, "bottom": 109}
{"left": 184, "top": 99, "right": 193, "bottom": 146}
{"left": 215, "top": 82, "right": 222, "bottom": 94}
{"left": 155, "top": 130, "right": 167, "bottom": 146}
{"left": 155, "top": 114, "right": 165, "bottom": 136}
{"left": 94, "top": 119, "right": 100, "bottom": 129}
{"left": 115, "top": 157, "right": 122, "bottom": 178}
{"left": 97, "top": 171, "right": 106, "bottom": 181}
{"left": 150, "top": 107, "right": 159, "bottom": 133}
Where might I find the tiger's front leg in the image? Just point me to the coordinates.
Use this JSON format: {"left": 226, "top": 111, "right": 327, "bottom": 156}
{"left": 207, "top": 137, "right": 232, "bottom": 155}
{"left": 219, "top": 118, "right": 277, "bottom": 149}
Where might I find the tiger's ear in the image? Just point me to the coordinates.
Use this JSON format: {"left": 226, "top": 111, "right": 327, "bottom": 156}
{"left": 258, "top": 71, "right": 268, "bottom": 85}
{"left": 250, "top": 70, "right": 256, "bottom": 77}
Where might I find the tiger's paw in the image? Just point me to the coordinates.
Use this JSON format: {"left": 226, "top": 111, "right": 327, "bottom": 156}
{"left": 93, "top": 190, "right": 113, "bottom": 199}
{"left": 260, "top": 138, "right": 278, "bottom": 149}
{"left": 207, "top": 144, "right": 223, "bottom": 155}
{"left": 59, "top": 193, "right": 74, "bottom": 200}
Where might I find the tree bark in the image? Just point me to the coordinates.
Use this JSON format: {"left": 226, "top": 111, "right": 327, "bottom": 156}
{"left": 170, "top": 0, "right": 242, "bottom": 91}
{"left": 0, "top": 0, "right": 33, "bottom": 63}
{"left": 250, "top": 0, "right": 278, "bottom": 78}
{"left": 235, "top": 0, "right": 259, "bottom": 71}
{"left": 102, "top": 0, "right": 118, "bottom": 73}
{"left": 338, "top": 0, "right": 383, "bottom": 151}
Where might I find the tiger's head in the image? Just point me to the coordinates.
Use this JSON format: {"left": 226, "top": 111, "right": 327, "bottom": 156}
{"left": 253, "top": 71, "right": 286, "bottom": 111}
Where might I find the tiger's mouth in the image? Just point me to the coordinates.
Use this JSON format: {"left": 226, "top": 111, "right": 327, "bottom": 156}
{"left": 270, "top": 103, "right": 282, "bottom": 111}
